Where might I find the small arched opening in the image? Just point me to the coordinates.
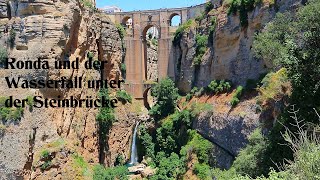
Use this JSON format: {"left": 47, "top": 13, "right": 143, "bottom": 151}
{"left": 143, "top": 87, "right": 152, "bottom": 110}
{"left": 122, "top": 16, "right": 133, "bottom": 29}
{"left": 169, "top": 13, "right": 181, "bottom": 26}
{"left": 142, "top": 25, "right": 160, "bottom": 82}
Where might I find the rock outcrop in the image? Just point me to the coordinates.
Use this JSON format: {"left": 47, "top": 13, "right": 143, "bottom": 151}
{"left": 0, "top": 0, "right": 129, "bottom": 179}
{"left": 174, "top": 0, "right": 303, "bottom": 93}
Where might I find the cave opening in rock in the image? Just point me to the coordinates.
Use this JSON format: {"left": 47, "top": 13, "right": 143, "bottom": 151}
{"left": 142, "top": 25, "right": 159, "bottom": 82}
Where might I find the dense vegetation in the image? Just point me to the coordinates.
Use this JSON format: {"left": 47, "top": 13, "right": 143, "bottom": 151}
{"left": 149, "top": 77, "right": 179, "bottom": 119}
{"left": 173, "top": 19, "right": 196, "bottom": 46}
{"left": 138, "top": 77, "right": 215, "bottom": 179}
{"left": 226, "top": 0, "right": 263, "bottom": 27}
{"left": 212, "top": 0, "right": 320, "bottom": 178}
{"left": 0, "top": 96, "right": 24, "bottom": 123}
{"left": 116, "top": 90, "right": 132, "bottom": 104}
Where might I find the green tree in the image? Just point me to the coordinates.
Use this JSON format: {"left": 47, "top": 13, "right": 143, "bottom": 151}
{"left": 150, "top": 77, "right": 179, "bottom": 120}
{"left": 253, "top": 0, "right": 320, "bottom": 174}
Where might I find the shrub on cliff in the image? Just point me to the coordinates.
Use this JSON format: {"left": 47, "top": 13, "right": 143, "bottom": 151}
{"left": 180, "top": 130, "right": 213, "bottom": 165}
{"left": 230, "top": 86, "right": 243, "bottom": 107}
{"left": 173, "top": 19, "right": 195, "bottom": 46}
{"left": 227, "top": 0, "right": 263, "bottom": 27}
{"left": 0, "top": 97, "right": 24, "bottom": 122}
{"left": 0, "top": 47, "right": 7, "bottom": 65}
{"left": 138, "top": 125, "right": 155, "bottom": 160}
{"left": 207, "top": 80, "right": 232, "bottom": 94}
{"left": 194, "top": 163, "right": 212, "bottom": 180}
{"left": 116, "top": 90, "right": 132, "bottom": 104}
{"left": 232, "top": 128, "right": 268, "bottom": 177}
{"left": 150, "top": 77, "right": 179, "bottom": 120}
{"left": 93, "top": 165, "right": 128, "bottom": 180}
{"left": 150, "top": 152, "right": 185, "bottom": 180}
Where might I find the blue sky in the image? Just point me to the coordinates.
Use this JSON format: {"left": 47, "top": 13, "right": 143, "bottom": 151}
{"left": 96, "top": 0, "right": 205, "bottom": 11}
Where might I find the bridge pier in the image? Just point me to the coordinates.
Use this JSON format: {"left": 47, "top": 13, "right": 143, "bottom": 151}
{"left": 106, "top": 4, "right": 208, "bottom": 99}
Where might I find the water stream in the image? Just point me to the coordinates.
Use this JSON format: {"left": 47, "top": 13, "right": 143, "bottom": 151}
{"left": 128, "top": 121, "right": 140, "bottom": 165}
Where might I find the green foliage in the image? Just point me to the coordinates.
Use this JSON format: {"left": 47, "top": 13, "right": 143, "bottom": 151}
{"left": 96, "top": 88, "right": 115, "bottom": 124}
{"left": 185, "top": 87, "right": 199, "bottom": 101}
{"left": 156, "top": 119, "right": 178, "bottom": 153}
{"left": 213, "top": 111, "right": 320, "bottom": 179}
{"left": 96, "top": 88, "right": 115, "bottom": 160}
{"left": 195, "top": 12, "right": 206, "bottom": 23}
{"left": 120, "top": 63, "right": 126, "bottom": 75}
{"left": 281, "top": 120, "right": 320, "bottom": 179}
{"left": 150, "top": 77, "right": 179, "bottom": 120}
{"left": 0, "top": 47, "right": 7, "bottom": 65}
{"left": 257, "top": 68, "right": 289, "bottom": 105}
{"left": 230, "top": 86, "right": 243, "bottom": 107}
{"left": 150, "top": 152, "right": 185, "bottom": 180}
{"left": 232, "top": 128, "right": 268, "bottom": 178}
{"left": 207, "top": 80, "right": 232, "bottom": 94}
{"left": 194, "top": 35, "right": 209, "bottom": 65}
{"left": 173, "top": 19, "right": 195, "bottom": 46}
{"left": 155, "top": 110, "right": 194, "bottom": 155}
{"left": 253, "top": 1, "right": 320, "bottom": 172}
{"left": 151, "top": 38, "right": 158, "bottom": 46}
{"left": 40, "top": 149, "right": 50, "bottom": 159}
{"left": 0, "top": 97, "right": 24, "bottom": 123}
{"left": 26, "top": 96, "right": 34, "bottom": 110}
{"left": 41, "top": 161, "right": 52, "bottom": 171}
{"left": 116, "top": 90, "right": 132, "bottom": 104}
{"left": 194, "top": 163, "right": 212, "bottom": 180}
{"left": 114, "top": 154, "right": 125, "bottom": 166}
{"left": 87, "top": 52, "right": 94, "bottom": 59}
{"left": 138, "top": 125, "right": 155, "bottom": 160}
{"left": 228, "top": 0, "right": 262, "bottom": 27}
{"left": 80, "top": 0, "right": 95, "bottom": 10}
{"left": 180, "top": 130, "right": 213, "bottom": 164}
{"left": 254, "top": 0, "right": 320, "bottom": 122}
{"left": 9, "top": 29, "right": 16, "bottom": 47}
{"left": 205, "top": 2, "right": 214, "bottom": 13}
{"left": 72, "top": 154, "right": 91, "bottom": 177}
{"left": 93, "top": 165, "right": 128, "bottom": 180}
{"left": 116, "top": 23, "right": 126, "bottom": 40}
{"left": 189, "top": 102, "right": 212, "bottom": 117}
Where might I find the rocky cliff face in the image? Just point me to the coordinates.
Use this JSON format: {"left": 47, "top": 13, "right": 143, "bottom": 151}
{"left": 0, "top": 0, "right": 130, "bottom": 179}
{"left": 176, "top": 0, "right": 303, "bottom": 168}
{"left": 146, "top": 42, "right": 158, "bottom": 81}
{"left": 174, "top": 0, "right": 303, "bottom": 93}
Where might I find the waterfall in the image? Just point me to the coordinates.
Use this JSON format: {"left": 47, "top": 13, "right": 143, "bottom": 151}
{"left": 129, "top": 121, "right": 140, "bottom": 165}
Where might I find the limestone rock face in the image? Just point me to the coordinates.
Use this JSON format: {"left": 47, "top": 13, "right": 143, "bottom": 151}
{"left": 147, "top": 44, "right": 158, "bottom": 81}
{"left": 0, "top": 0, "right": 7, "bottom": 18}
{"left": 174, "top": 0, "right": 303, "bottom": 93}
{"left": 0, "top": 0, "right": 127, "bottom": 179}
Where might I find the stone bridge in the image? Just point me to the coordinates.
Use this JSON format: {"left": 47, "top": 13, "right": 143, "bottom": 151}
{"left": 106, "top": 2, "right": 219, "bottom": 99}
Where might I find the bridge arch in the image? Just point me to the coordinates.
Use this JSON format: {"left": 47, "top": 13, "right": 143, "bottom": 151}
{"left": 122, "top": 16, "right": 133, "bottom": 28}
{"left": 169, "top": 13, "right": 182, "bottom": 26}
{"left": 143, "top": 87, "right": 152, "bottom": 110}
{"left": 142, "top": 24, "right": 160, "bottom": 39}
{"left": 108, "top": 2, "right": 211, "bottom": 98}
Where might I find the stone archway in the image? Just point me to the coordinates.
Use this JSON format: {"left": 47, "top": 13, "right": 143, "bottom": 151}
{"left": 122, "top": 16, "right": 132, "bottom": 28}
{"left": 106, "top": 3, "right": 209, "bottom": 98}
{"left": 142, "top": 25, "right": 160, "bottom": 82}
{"left": 168, "top": 13, "right": 182, "bottom": 26}
{"left": 143, "top": 87, "right": 152, "bottom": 110}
